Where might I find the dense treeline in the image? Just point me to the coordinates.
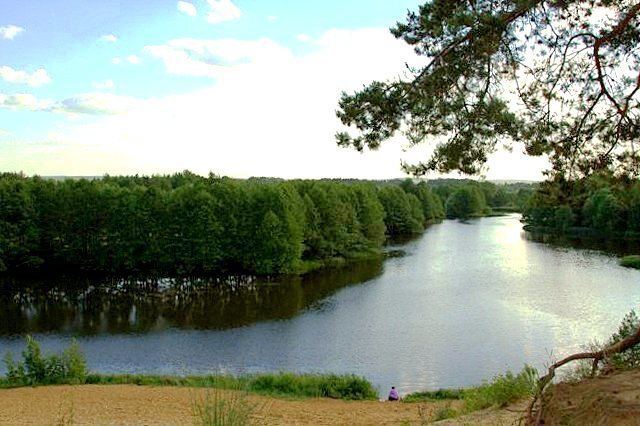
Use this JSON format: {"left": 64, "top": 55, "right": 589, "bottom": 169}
{"left": 523, "top": 173, "right": 640, "bottom": 238}
{"left": 0, "top": 172, "right": 534, "bottom": 275}
{"left": 0, "top": 173, "right": 449, "bottom": 275}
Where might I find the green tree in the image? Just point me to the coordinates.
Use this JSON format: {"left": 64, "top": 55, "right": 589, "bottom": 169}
{"left": 582, "top": 187, "right": 625, "bottom": 232}
{"left": 378, "top": 186, "right": 423, "bottom": 234}
{"left": 445, "top": 186, "right": 487, "bottom": 219}
{"left": 336, "top": 1, "right": 640, "bottom": 179}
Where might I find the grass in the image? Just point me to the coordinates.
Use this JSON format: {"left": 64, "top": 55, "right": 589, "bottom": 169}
{"left": 192, "top": 389, "right": 257, "bottom": 426}
{"left": 2, "top": 370, "right": 378, "bottom": 401}
{"left": 402, "top": 388, "right": 464, "bottom": 402}
{"left": 404, "top": 365, "right": 538, "bottom": 421}
{"left": 84, "top": 372, "right": 377, "bottom": 400}
{"left": 620, "top": 255, "right": 640, "bottom": 269}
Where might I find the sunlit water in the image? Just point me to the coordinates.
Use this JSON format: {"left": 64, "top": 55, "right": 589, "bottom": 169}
{"left": 1, "top": 214, "right": 638, "bottom": 395}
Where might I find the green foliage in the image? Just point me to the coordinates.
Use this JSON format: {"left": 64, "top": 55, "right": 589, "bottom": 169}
{"left": 583, "top": 188, "right": 625, "bottom": 232}
{"left": 461, "top": 366, "right": 537, "bottom": 412}
{"left": 248, "top": 373, "right": 377, "bottom": 400}
{"left": 82, "top": 372, "right": 377, "bottom": 400}
{"left": 402, "top": 388, "right": 464, "bottom": 402}
{"left": 336, "top": 1, "right": 640, "bottom": 179}
{"left": 192, "top": 389, "right": 256, "bottom": 426}
{"left": 620, "top": 255, "right": 640, "bottom": 269}
{"left": 3, "top": 336, "right": 87, "bottom": 386}
{"left": 605, "top": 310, "right": 640, "bottom": 370}
{"left": 445, "top": 185, "right": 488, "bottom": 219}
{"left": 378, "top": 186, "right": 424, "bottom": 235}
{"left": 523, "top": 175, "right": 640, "bottom": 237}
{"left": 430, "top": 404, "right": 459, "bottom": 422}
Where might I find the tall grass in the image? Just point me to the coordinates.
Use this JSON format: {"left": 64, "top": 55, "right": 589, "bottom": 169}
{"left": 85, "top": 372, "right": 377, "bottom": 400}
{"left": 462, "top": 365, "right": 537, "bottom": 412}
{"left": 192, "top": 389, "right": 256, "bottom": 426}
{"left": 405, "top": 365, "right": 538, "bottom": 421}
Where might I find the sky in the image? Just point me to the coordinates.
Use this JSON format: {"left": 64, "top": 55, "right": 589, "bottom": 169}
{"left": 0, "top": 0, "right": 549, "bottom": 180}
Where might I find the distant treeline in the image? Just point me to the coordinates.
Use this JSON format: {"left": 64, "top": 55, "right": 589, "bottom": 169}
{"left": 0, "top": 172, "right": 532, "bottom": 275}
{"left": 523, "top": 173, "right": 640, "bottom": 238}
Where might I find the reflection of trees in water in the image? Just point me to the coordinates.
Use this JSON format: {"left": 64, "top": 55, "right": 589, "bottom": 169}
{"left": 524, "top": 232, "right": 640, "bottom": 257}
{"left": 0, "top": 259, "right": 383, "bottom": 335}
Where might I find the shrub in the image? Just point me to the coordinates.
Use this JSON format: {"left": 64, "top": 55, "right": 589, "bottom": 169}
{"left": 248, "top": 373, "right": 377, "bottom": 400}
{"left": 605, "top": 310, "right": 640, "bottom": 370}
{"left": 620, "top": 255, "right": 640, "bottom": 270}
{"left": 462, "top": 365, "right": 537, "bottom": 412}
{"left": 403, "top": 388, "right": 464, "bottom": 402}
{"left": 3, "top": 336, "right": 87, "bottom": 386}
{"left": 192, "top": 389, "right": 256, "bottom": 426}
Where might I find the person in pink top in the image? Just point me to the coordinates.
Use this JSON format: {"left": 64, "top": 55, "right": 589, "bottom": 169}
{"left": 388, "top": 386, "right": 399, "bottom": 401}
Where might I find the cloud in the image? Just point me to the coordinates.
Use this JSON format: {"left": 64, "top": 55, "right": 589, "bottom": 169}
{"left": 113, "top": 56, "right": 141, "bottom": 65}
{"left": 206, "top": 0, "right": 241, "bottom": 24}
{"left": 145, "top": 38, "right": 292, "bottom": 78}
{"left": 0, "top": 25, "right": 24, "bottom": 40}
{"left": 296, "top": 34, "right": 311, "bottom": 43}
{"left": 0, "top": 93, "right": 52, "bottom": 111}
{"left": 92, "top": 80, "right": 115, "bottom": 90}
{"left": 266, "top": 16, "right": 277, "bottom": 22}
{"left": 101, "top": 34, "right": 118, "bottom": 43}
{"left": 177, "top": 1, "right": 197, "bottom": 17}
{"left": 0, "top": 92, "right": 137, "bottom": 116}
{"left": 0, "top": 28, "right": 548, "bottom": 180}
{"left": 0, "top": 129, "right": 9, "bottom": 138}
{"left": 51, "top": 93, "right": 138, "bottom": 115}
{"left": 0, "top": 66, "right": 51, "bottom": 87}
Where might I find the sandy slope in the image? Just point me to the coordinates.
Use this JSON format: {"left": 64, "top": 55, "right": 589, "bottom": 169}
{"left": 0, "top": 385, "right": 452, "bottom": 425}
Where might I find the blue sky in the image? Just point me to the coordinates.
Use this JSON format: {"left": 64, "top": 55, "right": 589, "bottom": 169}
{"left": 0, "top": 0, "right": 548, "bottom": 179}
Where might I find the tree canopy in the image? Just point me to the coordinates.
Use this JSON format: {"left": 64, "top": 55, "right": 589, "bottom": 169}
{"left": 336, "top": 0, "right": 640, "bottom": 179}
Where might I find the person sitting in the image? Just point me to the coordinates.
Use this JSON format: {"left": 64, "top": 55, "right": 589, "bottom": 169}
{"left": 388, "top": 386, "right": 399, "bottom": 401}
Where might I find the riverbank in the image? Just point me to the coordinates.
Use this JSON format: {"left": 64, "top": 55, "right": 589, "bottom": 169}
{"left": 0, "top": 384, "right": 521, "bottom": 425}
{"left": 2, "top": 370, "right": 638, "bottom": 424}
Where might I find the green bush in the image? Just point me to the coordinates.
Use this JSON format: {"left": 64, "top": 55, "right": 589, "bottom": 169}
{"left": 461, "top": 365, "right": 537, "bottom": 413}
{"left": 249, "top": 373, "right": 377, "bottom": 400}
{"left": 620, "top": 255, "right": 640, "bottom": 269}
{"left": 605, "top": 310, "right": 640, "bottom": 370}
{"left": 403, "top": 388, "right": 464, "bottom": 402}
{"left": 3, "top": 336, "right": 87, "bottom": 386}
{"left": 192, "top": 389, "right": 256, "bottom": 426}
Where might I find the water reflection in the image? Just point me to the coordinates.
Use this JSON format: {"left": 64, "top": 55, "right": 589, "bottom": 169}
{"left": 0, "top": 259, "right": 383, "bottom": 336}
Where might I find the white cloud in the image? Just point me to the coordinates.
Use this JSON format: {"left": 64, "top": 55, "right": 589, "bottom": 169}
{"left": 127, "top": 55, "right": 142, "bottom": 65}
{"left": 177, "top": 1, "right": 197, "bottom": 17}
{"left": 51, "top": 93, "right": 138, "bottom": 116}
{"left": 92, "top": 79, "right": 115, "bottom": 90}
{"left": 0, "top": 28, "right": 548, "bottom": 180}
{"left": 145, "top": 38, "right": 292, "bottom": 78}
{"left": 0, "top": 93, "right": 52, "bottom": 111}
{"left": 0, "top": 129, "right": 9, "bottom": 138}
{"left": 0, "top": 25, "right": 24, "bottom": 40}
{"left": 112, "top": 57, "right": 122, "bottom": 65}
{"left": 0, "top": 92, "right": 137, "bottom": 116}
{"left": 266, "top": 15, "right": 277, "bottom": 22}
{"left": 0, "top": 66, "right": 51, "bottom": 87}
{"left": 206, "top": 0, "right": 241, "bottom": 24}
{"left": 296, "top": 34, "right": 311, "bottom": 43}
{"left": 101, "top": 34, "right": 118, "bottom": 43}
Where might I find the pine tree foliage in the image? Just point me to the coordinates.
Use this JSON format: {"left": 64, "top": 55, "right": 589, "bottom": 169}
{"left": 336, "top": 0, "right": 640, "bottom": 179}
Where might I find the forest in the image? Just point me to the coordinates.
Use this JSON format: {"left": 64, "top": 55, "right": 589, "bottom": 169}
{"left": 0, "top": 172, "right": 529, "bottom": 275}
{"left": 522, "top": 174, "right": 640, "bottom": 238}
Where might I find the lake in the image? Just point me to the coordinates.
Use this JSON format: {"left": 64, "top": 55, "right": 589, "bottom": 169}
{"left": 1, "top": 214, "right": 638, "bottom": 395}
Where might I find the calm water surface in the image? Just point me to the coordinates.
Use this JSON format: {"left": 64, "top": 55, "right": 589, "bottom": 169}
{"left": 1, "top": 214, "right": 639, "bottom": 395}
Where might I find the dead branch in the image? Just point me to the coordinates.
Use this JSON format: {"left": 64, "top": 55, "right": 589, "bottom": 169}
{"left": 526, "top": 324, "right": 640, "bottom": 425}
